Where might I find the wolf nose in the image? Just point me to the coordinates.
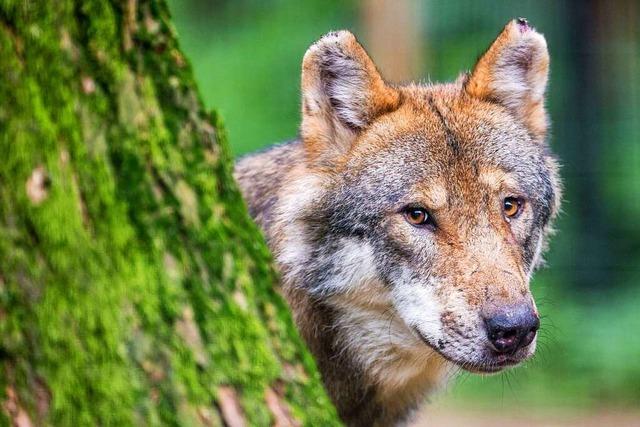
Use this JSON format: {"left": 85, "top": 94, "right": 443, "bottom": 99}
{"left": 485, "top": 306, "right": 539, "bottom": 353}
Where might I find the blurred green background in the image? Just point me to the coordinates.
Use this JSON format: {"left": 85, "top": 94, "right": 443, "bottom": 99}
{"left": 167, "top": 0, "right": 639, "bottom": 420}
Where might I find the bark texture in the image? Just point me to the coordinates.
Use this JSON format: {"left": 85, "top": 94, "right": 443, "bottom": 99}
{"left": 0, "top": 1, "right": 339, "bottom": 425}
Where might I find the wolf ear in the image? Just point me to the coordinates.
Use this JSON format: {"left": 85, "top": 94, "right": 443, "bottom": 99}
{"left": 465, "top": 19, "right": 550, "bottom": 140}
{"left": 300, "top": 31, "right": 400, "bottom": 163}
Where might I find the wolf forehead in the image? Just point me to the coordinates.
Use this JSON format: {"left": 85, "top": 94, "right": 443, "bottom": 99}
{"left": 322, "top": 86, "right": 558, "bottom": 221}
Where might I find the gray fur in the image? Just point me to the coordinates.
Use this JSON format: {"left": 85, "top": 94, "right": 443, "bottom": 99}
{"left": 233, "top": 24, "right": 560, "bottom": 426}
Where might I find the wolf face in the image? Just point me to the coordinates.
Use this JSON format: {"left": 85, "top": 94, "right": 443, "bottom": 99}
{"left": 235, "top": 18, "right": 561, "bottom": 425}
{"left": 296, "top": 19, "right": 559, "bottom": 373}
{"left": 315, "top": 95, "right": 558, "bottom": 374}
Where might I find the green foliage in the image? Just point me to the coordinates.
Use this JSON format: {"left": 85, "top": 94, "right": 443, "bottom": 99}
{"left": 0, "top": 1, "right": 339, "bottom": 425}
{"left": 168, "top": 0, "right": 358, "bottom": 154}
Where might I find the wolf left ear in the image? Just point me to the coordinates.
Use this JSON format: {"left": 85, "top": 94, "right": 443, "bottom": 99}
{"left": 465, "top": 19, "right": 550, "bottom": 140}
{"left": 300, "top": 31, "right": 400, "bottom": 164}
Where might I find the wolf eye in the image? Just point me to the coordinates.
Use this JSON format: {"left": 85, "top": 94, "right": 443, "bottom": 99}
{"left": 503, "top": 197, "right": 523, "bottom": 218}
{"left": 403, "top": 207, "right": 434, "bottom": 227}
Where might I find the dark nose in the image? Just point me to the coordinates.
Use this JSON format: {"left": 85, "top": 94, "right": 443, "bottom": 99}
{"left": 485, "top": 306, "right": 540, "bottom": 354}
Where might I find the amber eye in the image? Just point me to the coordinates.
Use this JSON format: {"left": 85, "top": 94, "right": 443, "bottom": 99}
{"left": 404, "top": 207, "right": 433, "bottom": 227}
{"left": 503, "top": 197, "right": 523, "bottom": 218}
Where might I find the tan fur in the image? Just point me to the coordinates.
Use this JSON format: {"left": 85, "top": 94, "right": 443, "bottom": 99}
{"left": 301, "top": 31, "right": 401, "bottom": 167}
{"left": 234, "top": 20, "right": 560, "bottom": 426}
{"left": 465, "top": 19, "right": 550, "bottom": 140}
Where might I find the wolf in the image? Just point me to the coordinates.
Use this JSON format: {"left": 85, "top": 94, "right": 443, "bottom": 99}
{"left": 235, "top": 18, "right": 561, "bottom": 426}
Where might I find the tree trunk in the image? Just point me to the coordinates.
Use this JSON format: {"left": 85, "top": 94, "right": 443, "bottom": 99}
{"left": 360, "top": 0, "right": 424, "bottom": 83}
{"left": 0, "top": 1, "right": 339, "bottom": 426}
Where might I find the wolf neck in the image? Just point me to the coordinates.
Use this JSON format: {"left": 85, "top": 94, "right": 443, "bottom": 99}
{"left": 288, "top": 284, "right": 451, "bottom": 426}
{"left": 328, "top": 291, "right": 452, "bottom": 397}
{"left": 234, "top": 140, "right": 451, "bottom": 425}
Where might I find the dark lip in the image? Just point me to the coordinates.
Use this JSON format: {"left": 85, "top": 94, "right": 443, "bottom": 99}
{"left": 412, "top": 327, "right": 523, "bottom": 374}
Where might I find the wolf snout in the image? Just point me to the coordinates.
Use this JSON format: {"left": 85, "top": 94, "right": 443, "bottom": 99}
{"left": 484, "top": 305, "right": 540, "bottom": 354}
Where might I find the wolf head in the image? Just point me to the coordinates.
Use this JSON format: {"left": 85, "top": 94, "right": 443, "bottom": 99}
{"left": 280, "top": 20, "right": 560, "bottom": 378}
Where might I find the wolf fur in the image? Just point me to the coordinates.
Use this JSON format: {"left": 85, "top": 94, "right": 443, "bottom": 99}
{"left": 235, "top": 19, "right": 561, "bottom": 426}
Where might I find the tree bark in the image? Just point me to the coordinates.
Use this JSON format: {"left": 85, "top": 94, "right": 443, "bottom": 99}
{"left": 0, "top": 1, "right": 339, "bottom": 426}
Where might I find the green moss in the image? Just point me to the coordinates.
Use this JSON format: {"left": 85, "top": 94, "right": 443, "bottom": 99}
{"left": 0, "top": 1, "right": 339, "bottom": 425}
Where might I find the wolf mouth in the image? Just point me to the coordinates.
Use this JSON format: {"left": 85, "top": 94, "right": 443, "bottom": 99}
{"left": 412, "top": 327, "right": 520, "bottom": 374}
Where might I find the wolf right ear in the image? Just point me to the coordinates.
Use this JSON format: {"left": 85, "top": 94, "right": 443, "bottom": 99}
{"left": 300, "top": 31, "right": 400, "bottom": 164}
{"left": 465, "top": 19, "right": 550, "bottom": 141}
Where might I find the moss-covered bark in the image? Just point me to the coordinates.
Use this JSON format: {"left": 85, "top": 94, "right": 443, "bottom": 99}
{"left": 0, "top": 1, "right": 339, "bottom": 425}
